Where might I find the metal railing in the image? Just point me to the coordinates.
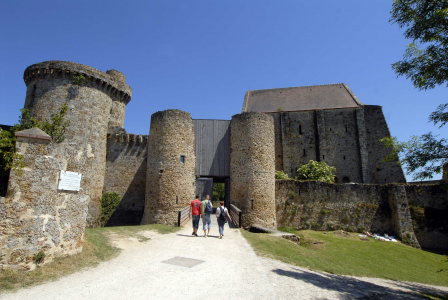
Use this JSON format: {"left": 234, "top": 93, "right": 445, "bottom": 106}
{"left": 177, "top": 206, "right": 190, "bottom": 227}
{"left": 230, "top": 204, "right": 242, "bottom": 228}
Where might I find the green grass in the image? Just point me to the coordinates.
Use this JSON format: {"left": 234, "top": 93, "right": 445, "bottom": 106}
{"left": 0, "top": 224, "right": 180, "bottom": 293}
{"left": 240, "top": 228, "right": 448, "bottom": 287}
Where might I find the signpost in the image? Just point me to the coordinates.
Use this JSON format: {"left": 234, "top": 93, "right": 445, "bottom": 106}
{"left": 58, "top": 170, "right": 82, "bottom": 191}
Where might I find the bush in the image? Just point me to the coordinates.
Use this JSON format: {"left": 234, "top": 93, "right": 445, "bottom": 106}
{"left": 33, "top": 251, "right": 46, "bottom": 264}
{"left": 97, "top": 192, "right": 121, "bottom": 227}
{"left": 296, "top": 160, "right": 336, "bottom": 183}
{"left": 275, "top": 170, "right": 290, "bottom": 179}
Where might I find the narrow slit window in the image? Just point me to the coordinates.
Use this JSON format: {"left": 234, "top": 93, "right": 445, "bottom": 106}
{"left": 250, "top": 199, "right": 254, "bottom": 209}
{"left": 180, "top": 155, "right": 185, "bottom": 163}
{"left": 343, "top": 155, "right": 346, "bottom": 160}
{"left": 322, "top": 155, "right": 325, "bottom": 160}
{"left": 303, "top": 149, "right": 306, "bottom": 156}
{"left": 299, "top": 125, "right": 302, "bottom": 135}
{"left": 176, "top": 195, "right": 179, "bottom": 204}
{"left": 345, "top": 125, "right": 348, "bottom": 132}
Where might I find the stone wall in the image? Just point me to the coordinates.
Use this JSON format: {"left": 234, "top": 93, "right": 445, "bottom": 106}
{"left": 406, "top": 184, "right": 448, "bottom": 249}
{"left": 102, "top": 132, "right": 148, "bottom": 226}
{"left": 0, "top": 129, "right": 90, "bottom": 270}
{"left": 268, "top": 105, "right": 405, "bottom": 184}
{"left": 276, "top": 180, "right": 392, "bottom": 233}
{"left": 363, "top": 105, "right": 406, "bottom": 184}
{"left": 23, "top": 61, "right": 132, "bottom": 226}
{"left": 230, "top": 112, "right": 276, "bottom": 228}
{"left": 276, "top": 180, "right": 428, "bottom": 248}
{"left": 141, "top": 110, "right": 196, "bottom": 226}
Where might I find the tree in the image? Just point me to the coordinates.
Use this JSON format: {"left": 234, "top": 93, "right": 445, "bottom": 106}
{"left": 296, "top": 160, "right": 336, "bottom": 183}
{"left": 384, "top": 0, "right": 448, "bottom": 179}
{"left": 212, "top": 183, "right": 225, "bottom": 201}
{"left": 0, "top": 105, "right": 70, "bottom": 195}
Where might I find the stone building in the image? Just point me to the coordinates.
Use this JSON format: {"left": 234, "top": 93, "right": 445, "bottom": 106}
{"left": 1, "top": 60, "right": 446, "bottom": 270}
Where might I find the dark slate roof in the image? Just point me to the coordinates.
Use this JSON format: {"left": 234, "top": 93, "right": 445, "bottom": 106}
{"left": 242, "top": 83, "right": 363, "bottom": 113}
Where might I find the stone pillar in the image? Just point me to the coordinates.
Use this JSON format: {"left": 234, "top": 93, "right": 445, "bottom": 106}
{"left": 230, "top": 112, "right": 276, "bottom": 228}
{"left": 142, "top": 109, "right": 196, "bottom": 226}
{"left": 0, "top": 128, "right": 89, "bottom": 270}
{"left": 23, "top": 61, "right": 132, "bottom": 226}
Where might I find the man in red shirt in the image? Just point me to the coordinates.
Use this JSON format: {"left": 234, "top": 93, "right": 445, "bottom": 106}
{"left": 190, "top": 195, "right": 201, "bottom": 236}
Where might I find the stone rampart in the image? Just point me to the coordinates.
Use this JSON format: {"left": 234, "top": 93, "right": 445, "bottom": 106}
{"left": 276, "top": 180, "right": 391, "bottom": 233}
{"left": 406, "top": 184, "right": 448, "bottom": 249}
{"left": 0, "top": 129, "right": 90, "bottom": 270}
{"left": 275, "top": 180, "right": 428, "bottom": 248}
{"left": 141, "top": 110, "right": 196, "bottom": 226}
{"left": 102, "top": 132, "right": 148, "bottom": 226}
{"left": 230, "top": 112, "right": 276, "bottom": 228}
{"left": 22, "top": 61, "right": 132, "bottom": 226}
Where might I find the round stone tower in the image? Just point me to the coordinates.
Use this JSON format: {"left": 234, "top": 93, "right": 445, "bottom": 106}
{"left": 23, "top": 61, "right": 132, "bottom": 226}
{"left": 230, "top": 112, "right": 276, "bottom": 228}
{"left": 142, "top": 109, "right": 196, "bottom": 226}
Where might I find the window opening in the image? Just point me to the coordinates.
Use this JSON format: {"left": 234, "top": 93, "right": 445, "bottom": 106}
{"left": 303, "top": 149, "right": 306, "bottom": 156}
{"left": 299, "top": 125, "right": 302, "bottom": 135}
{"left": 342, "top": 176, "right": 350, "bottom": 183}
{"left": 180, "top": 155, "right": 185, "bottom": 163}
{"left": 250, "top": 199, "right": 254, "bottom": 209}
{"left": 345, "top": 125, "right": 348, "bottom": 132}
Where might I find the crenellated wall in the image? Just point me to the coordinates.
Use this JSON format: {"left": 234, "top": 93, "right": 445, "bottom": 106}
{"left": 23, "top": 61, "right": 132, "bottom": 226}
{"left": 103, "top": 132, "right": 148, "bottom": 226}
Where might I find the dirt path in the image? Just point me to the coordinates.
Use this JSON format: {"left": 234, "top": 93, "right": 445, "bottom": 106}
{"left": 2, "top": 216, "right": 448, "bottom": 300}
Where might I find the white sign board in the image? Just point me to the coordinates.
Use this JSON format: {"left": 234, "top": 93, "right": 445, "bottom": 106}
{"left": 58, "top": 171, "right": 82, "bottom": 191}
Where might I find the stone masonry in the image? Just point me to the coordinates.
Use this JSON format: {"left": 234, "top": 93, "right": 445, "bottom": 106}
{"left": 0, "top": 128, "right": 90, "bottom": 270}
{"left": 23, "top": 61, "right": 132, "bottom": 226}
{"left": 141, "top": 110, "right": 196, "bottom": 226}
{"left": 230, "top": 112, "right": 276, "bottom": 228}
{"left": 2, "top": 60, "right": 447, "bottom": 270}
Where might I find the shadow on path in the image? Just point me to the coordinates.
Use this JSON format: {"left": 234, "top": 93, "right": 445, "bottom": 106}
{"left": 272, "top": 267, "right": 447, "bottom": 299}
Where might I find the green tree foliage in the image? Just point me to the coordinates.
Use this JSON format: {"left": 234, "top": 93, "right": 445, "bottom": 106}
{"left": 296, "top": 160, "right": 336, "bottom": 183}
{"left": 275, "top": 170, "right": 290, "bottom": 179}
{"left": 0, "top": 105, "right": 70, "bottom": 195}
{"left": 385, "top": 1, "right": 448, "bottom": 179}
{"left": 212, "top": 183, "right": 225, "bottom": 201}
{"left": 390, "top": 0, "right": 448, "bottom": 90}
{"left": 98, "top": 192, "right": 121, "bottom": 227}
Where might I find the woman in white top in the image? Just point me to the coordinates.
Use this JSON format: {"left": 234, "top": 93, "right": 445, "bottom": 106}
{"left": 216, "top": 201, "right": 232, "bottom": 239}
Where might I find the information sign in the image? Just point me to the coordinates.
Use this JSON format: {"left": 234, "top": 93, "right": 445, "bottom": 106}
{"left": 58, "top": 170, "right": 82, "bottom": 191}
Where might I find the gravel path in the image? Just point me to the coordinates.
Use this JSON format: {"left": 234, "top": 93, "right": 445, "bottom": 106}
{"left": 3, "top": 216, "right": 448, "bottom": 300}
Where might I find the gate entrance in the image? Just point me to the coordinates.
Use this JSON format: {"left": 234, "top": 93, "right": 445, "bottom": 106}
{"left": 193, "top": 119, "right": 231, "bottom": 208}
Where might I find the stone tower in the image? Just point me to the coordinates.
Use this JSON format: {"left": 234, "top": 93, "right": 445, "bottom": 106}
{"left": 23, "top": 61, "right": 132, "bottom": 226}
{"left": 230, "top": 112, "right": 276, "bottom": 228}
{"left": 141, "top": 109, "right": 196, "bottom": 226}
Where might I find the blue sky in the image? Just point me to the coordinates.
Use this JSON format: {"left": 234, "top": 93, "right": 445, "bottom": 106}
{"left": 0, "top": 1, "right": 446, "bottom": 180}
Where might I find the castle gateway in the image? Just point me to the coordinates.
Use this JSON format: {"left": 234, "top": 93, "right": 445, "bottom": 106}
{"left": 5, "top": 60, "right": 446, "bottom": 272}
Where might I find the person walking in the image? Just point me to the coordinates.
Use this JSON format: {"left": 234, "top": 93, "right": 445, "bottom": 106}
{"left": 200, "top": 195, "right": 213, "bottom": 237}
{"left": 216, "top": 201, "right": 232, "bottom": 239}
{"left": 190, "top": 195, "right": 201, "bottom": 236}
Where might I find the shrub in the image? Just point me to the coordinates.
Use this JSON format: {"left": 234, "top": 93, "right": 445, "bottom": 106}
{"left": 98, "top": 192, "right": 121, "bottom": 227}
{"left": 296, "top": 160, "right": 336, "bottom": 183}
{"left": 72, "top": 75, "right": 86, "bottom": 85}
{"left": 275, "top": 170, "right": 289, "bottom": 179}
{"left": 33, "top": 251, "right": 46, "bottom": 264}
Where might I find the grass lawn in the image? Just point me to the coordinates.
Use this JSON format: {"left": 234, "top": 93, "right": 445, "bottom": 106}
{"left": 0, "top": 224, "right": 180, "bottom": 294}
{"left": 240, "top": 228, "right": 448, "bottom": 287}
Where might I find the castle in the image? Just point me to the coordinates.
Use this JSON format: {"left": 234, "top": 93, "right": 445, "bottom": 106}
{"left": 1, "top": 61, "right": 446, "bottom": 271}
